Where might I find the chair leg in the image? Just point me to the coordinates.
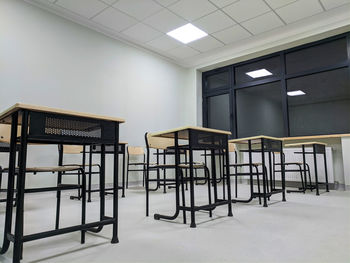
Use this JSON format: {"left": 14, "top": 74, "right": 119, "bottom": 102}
{"left": 81, "top": 169, "right": 86, "bottom": 244}
{"left": 255, "top": 166, "right": 262, "bottom": 205}
{"left": 180, "top": 170, "right": 187, "bottom": 224}
{"left": 126, "top": 155, "right": 129, "bottom": 189}
{"left": 205, "top": 167, "right": 212, "bottom": 218}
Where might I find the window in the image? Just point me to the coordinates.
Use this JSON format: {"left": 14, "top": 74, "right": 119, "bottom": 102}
{"left": 205, "top": 70, "right": 230, "bottom": 91}
{"left": 207, "top": 93, "right": 231, "bottom": 131}
{"left": 288, "top": 68, "right": 350, "bottom": 136}
{"left": 285, "top": 38, "right": 347, "bottom": 74}
{"left": 236, "top": 82, "right": 284, "bottom": 138}
{"left": 235, "top": 56, "right": 281, "bottom": 84}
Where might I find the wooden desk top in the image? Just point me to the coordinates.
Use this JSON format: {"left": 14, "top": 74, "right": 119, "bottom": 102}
{"left": 150, "top": 126, "right": 231, "bottom": 140}
{"left": 229, "top": 135, "right": 283, "bottom": 144}
{"left": 0, "top": 103, "right": 125, "bottom": 124}
{"left": 284, "top": 142, "right": 327, "bottom": 147}
{"left": 282, "top": 134, "right": 350, "bottom": 140}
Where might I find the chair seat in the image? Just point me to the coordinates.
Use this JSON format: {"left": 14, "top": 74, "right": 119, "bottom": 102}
{"left": 26, "top": 165, "right": 82, "bottom": 173}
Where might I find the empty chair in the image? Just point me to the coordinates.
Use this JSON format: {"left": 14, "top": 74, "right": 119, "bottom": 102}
{"left": 126, "top": 146, "right": 147, "bottom": 188}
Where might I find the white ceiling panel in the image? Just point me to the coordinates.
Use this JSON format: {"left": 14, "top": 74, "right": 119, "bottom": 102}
{"left": 320, "top": 0, "right": 350, "bottom": 10}
{"left": 122, "top": 23, "right": 162, "bottom": 42}
{"left": 208, "top": 0, "right": 239, "bottom": 8}
{"left": 92, "top": 7, "right": 138, "bottom": 32}
{"left": 212, "top": 25, "right": 251, "bottom": 44}
{"left": 241, "top": 11, "right": 284, "bottom": 35}
{"left": 188, "top": 36, "right": 224, "bottom": 52}
{"left": 143, "top": 9, "right": 187, "bottom": 33}
{"left": 55, "top": 0, "right": 107, "bottom": 18}
{"left": 113, "top": 0, "right": 163, "bottom": 20}
{"left": 147, "top": 35, "right": 181, "bottom": 51}
{"left": 275, "top": 0, "right": 324, "bottom": 24}
{"left": 168, "top": 0, "right": 217, "bottom": 21}
{"left": 264, "top": 0, "right": 297, "bottom": 9}
{"left": 166, "top": 46, "right": 200, "bottom": 59}
{"left": 192, "top": 10, "right": 236, "bottom": 34}
{"left": 154, "top": 0, "right": 180, "bottom": 7}
{"left": 223, "top": 0, "right": 271, "bottom": 23}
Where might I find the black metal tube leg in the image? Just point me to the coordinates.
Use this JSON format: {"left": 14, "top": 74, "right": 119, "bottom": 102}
{"left": 122, "top": 146, "right": 126, "bottom": 197}
{"left": 188, "top": 133, "right": 196, "bottom": 228}
{"left": 224, "top": 141, "right": 233, "bottom": 217}
{"left": 261, "top": 139, "right": 268, "bottom": 207}
{"left": 324, "top": 151, "right": 329, "bottom": 192}
{"left": 81, "top": 168, "right": 86, "bottom": 244}
{"left": 13, "top": 110, "right": 29, "bottom": 263}
{"left": 280, "top": 142, "right": 286, "bottom": 201}
{"left": 313, "top": 145, "right": 320, "bottom": 196}
{"left": 112, "top": 123, "right": 120, "bottom": 243}
{"left": 55, "top": 145, "right": 63, "bottom": 230}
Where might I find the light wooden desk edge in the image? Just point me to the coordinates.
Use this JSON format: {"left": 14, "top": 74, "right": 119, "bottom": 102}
{"left": 0, "top": 103, "right": 125, "bottom": 124}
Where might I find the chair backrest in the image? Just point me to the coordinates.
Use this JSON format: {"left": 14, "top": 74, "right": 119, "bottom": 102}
{"left": 228, "top": 142, "right": 235, "bottom": 153}
{"left": 146, "top": 133, "right": 174, "bottom": 150}
{"left": 0, "top": 124, "right": 11, "bottom": 143}
{"left": 127, "top": 146, "right": 144, "bottom": 155}
{"left": 0, "top": 124, "right": 21, "bottom": 143}
{"left": 63, "top": 145, "right": 84, "bottom": 154}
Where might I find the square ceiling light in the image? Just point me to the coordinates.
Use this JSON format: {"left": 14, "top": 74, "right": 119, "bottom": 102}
{"left": 287, "top": 90, "right": 306, "bottom": 96}
{"left": 246, "top": 69, "right": 272, "bottom": 78}
{"left": 167, "top": 23, "right": 208, "bottom": 44}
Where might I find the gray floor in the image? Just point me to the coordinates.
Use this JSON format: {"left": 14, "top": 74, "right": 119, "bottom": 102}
{"left": 1, "top": 184, "right": 350, "bottom": 263}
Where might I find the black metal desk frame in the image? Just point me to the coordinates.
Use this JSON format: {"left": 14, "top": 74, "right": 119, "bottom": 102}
{"left": 0, "top": 108, "right": 121, "bottom": 263}
{"left": 151, "top": 128, "right": 233, "bottom": 228}
{"left": 233, "top": 137, "right": 286, "bottom": 207}
{"left": 291, "top": 143, "right": 330, "bottom": 195}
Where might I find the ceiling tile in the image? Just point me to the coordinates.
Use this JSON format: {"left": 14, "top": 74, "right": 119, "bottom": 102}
{"left": 113, "top": 0, "right": 163, "bottom": 20}
{"left": 147, "top": 35, "right": 181, "bottom": 51}
{"left": 122, "top": 23, "right": 162, "bottom": 42}
{"left": 55, "top": 0, "right": 108, "bottom": 18}
{"left": 212, "top": 25, "right": 251, "bottom": 44}
{"left": 168, "top": 0, "right": 217, "bottom": 21}
{"left": 143, "top": 9, "right": 187, "bottom": 33}
{"left": 208, "top": 0, "right": 239, "bottom": 8}
{"left": 320, "top": 0, "right": 350, "bottom": 10}
{"left": 192, "top": 10, "right": 235, "bottom": 34}
{"left": 92, "top": 7, "right": 138, "bottom": 32}
{"left": 223, "top": 0, "right": 271, "bottom": 22}
{"left": 241, "top": 11, "right": 284, "bottom": 35}
{"left": 99, "top": 0, "right": 118, "bottom": 5}
{"left": 154, "top": 0, "right": 180, "bottom": 7}
{"left": 264, "top": 0, "right": 297, "bottom": 9}
{"left": 166, "top": 46, "right": 200, "bottom": 59}
{"left": 275, "top": 0, "right": 324, "bottom": 24}
{"left": 188, "top": 36, "right": 224, "bottom": 52}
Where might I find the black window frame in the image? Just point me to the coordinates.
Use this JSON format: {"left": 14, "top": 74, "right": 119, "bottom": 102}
{"left": 202, "top": 32, "right": 350, "bottom": 138}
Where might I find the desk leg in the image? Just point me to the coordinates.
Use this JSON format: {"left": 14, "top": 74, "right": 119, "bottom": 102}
{"left": 324, "top": 151, "right": 329, "bottom": 192}
{"left": 13, "top": 110, "right": 29, "bottom": 263}
{"left": 261, "top": 139, "right": 268, "bottom": 207}
{"left": 112, "top": 131, "right": 119, "bottom": 243}
{"left": 302, "top": 146, "right": 308, "bottom": 191}
{"left": 122, "top": 145, "right": 126, "bottom": 198}
{"left": 88, "top": 146, "right": 92, "bottom": 202}
{"left": 280, "top": 142, "right": 286, "bottom": 202}
{"left": 0, "top": 112, "right": 18, "bottom": 255}
{"left": 188, "top": 132, "right": 196, "bottom": 228}
{"left": 313, "top": 145, "right": 320, "bottom": 196}
{"left": 225, "top": 142, "right": 233, "bottom": 217}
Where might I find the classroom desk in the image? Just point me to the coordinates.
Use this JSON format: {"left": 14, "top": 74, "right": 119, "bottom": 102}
{"left": 284, "top": 142, "right": 329, "bottom": 195}
{"left": 0, "top": 103, "right": 124, "bottom": 263}
{"left": 150, "top": 126, "right": 233, "bottom": 228}
{"left": 229, "top": 135, "right": 286, "bottom": 207}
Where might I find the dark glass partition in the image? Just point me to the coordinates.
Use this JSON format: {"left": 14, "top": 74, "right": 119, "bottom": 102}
{"left": 207, "top": 93, "right": 230, "bottom": 131}
{"left": 235, "top": 56, "right": 281, "bottom": 84}
{"left": 202, "top": 33, "right": 350, "bottom": 138}
{"left": 236, "top": 82, "right": 284, "bottom": 138}
{"left": 288, "top": 68, "right": 350, "bottom": 136}
{"left": 286, "top": 38, "right": 348, "bottom": 74}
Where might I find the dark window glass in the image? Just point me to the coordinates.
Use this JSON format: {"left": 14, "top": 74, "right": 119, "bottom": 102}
{"left": 288, "top": 68, "right": 350, "bottom": 136}
{"left": 235, "top": 56, "right": 281, "bottom": 84}
{"left": 208, "top": 93, "right": 230, "bottom": 131}
{"left": 236, "top": 82, "right": 284, "bottom": 137}
{"left": 286, "top": 38, "right": 347, "bottom": 75}
{"left": 206, "top": 71, "right": 230, "bottom": 90}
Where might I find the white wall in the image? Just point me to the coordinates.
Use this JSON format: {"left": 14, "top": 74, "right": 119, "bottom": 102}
{"left": 0, "top": 0, "right": 196, "bottom": 187}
